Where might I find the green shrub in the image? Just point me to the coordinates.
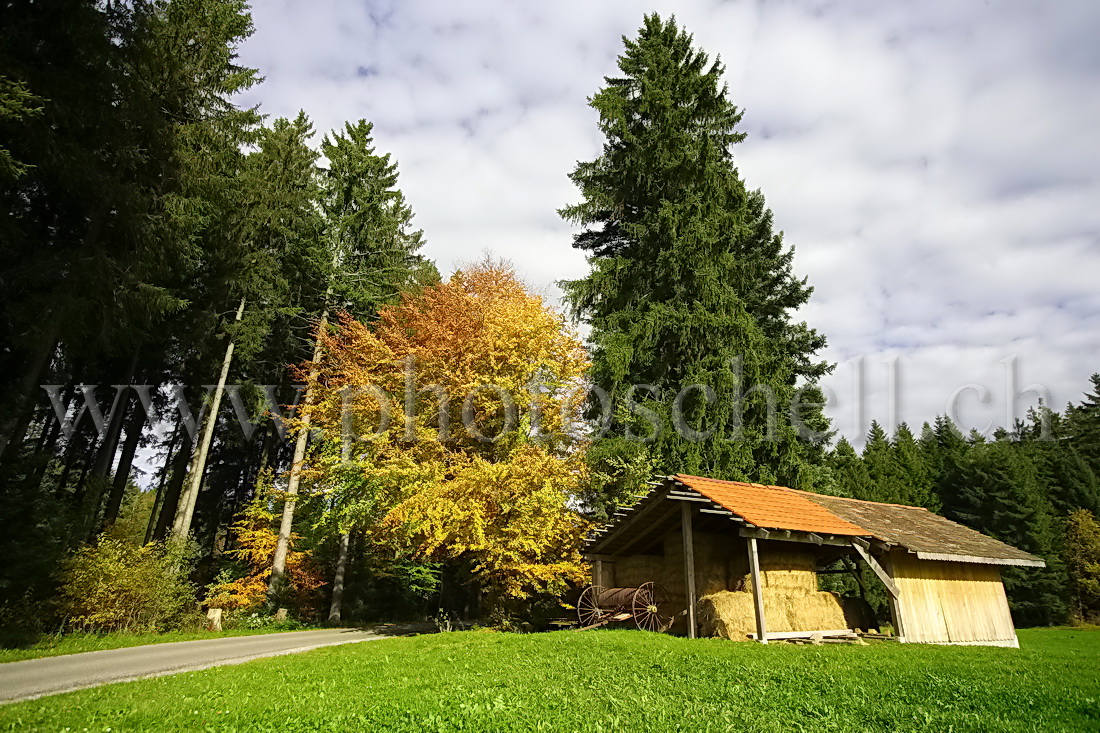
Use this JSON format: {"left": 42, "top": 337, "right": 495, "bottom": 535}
{"left": 224, "top": 611, "right": 311, "bottom": 631}
{"left": 58, "top": 537, "right": 196, "bottom": 633}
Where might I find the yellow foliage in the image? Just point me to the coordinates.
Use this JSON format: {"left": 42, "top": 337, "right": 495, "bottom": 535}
{"left": 380, "top": 447, "right": 591, "bottom": 598}
{"left": 303, "top": 261, "right": 592, "bottom": 599}
{"left": 205, "top": 481, "right": 326, "bottom": 613}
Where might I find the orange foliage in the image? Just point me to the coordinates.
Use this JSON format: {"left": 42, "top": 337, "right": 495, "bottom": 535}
{"left": 205, "top": 479, "right": 326, "bottom": 613}
{"left": 302, "top": 261, "right": 592, "bottom": 599}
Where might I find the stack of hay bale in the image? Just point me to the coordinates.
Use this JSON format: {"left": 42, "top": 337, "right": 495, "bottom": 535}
{"left": 698, "top": 550, "right": 873, "bottom": 640}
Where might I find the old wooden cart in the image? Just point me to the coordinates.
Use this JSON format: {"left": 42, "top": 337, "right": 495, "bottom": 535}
{"left": 575, "top": 582, "right": 673, "bottom": 632}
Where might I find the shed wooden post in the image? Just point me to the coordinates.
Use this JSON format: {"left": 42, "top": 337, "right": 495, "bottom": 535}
{"left": 593, "top": 559, "right": 603, "bottom": 587}
{"left": 681, "top": 502, "right": 697, "bottom": 638}
{"left": 747, "top": 536, "right": 768, "bottom": 644}
{"left": 881, "top": 553, "right": 907, "bottom": 642}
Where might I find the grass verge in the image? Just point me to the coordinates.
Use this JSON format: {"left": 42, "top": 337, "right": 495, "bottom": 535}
{"left": 0, "top": 626, "right": 313, "bottom": 663}
{"left": 1, "top": 627, "right": 1098, "bottom": 731}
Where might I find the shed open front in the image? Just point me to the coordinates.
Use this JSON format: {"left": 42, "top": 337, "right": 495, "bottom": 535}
{"left": 582, "top": 475, "right": 1044, "bottom": 646}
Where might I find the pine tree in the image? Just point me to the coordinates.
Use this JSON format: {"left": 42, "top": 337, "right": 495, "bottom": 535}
{"left": 172, "top": 113, "right": 325, "bottom": 541}
{"left": 861, "top": 421, "right": 896, "bottom": 503}
{"left": 947, "top": 442, "right": 1066, "bottom": 625}
{"left": 269, "top": 119, "right": 436, "bottom": 610}
{"left": 1068, "top": 374, "right": 1100, "bottom": 477}
{"left": 321, "top": 120, "right": 436, "bottom": 320}
{"left": 561, "top": 14, "right": 830, "bottom": 504}
{"left": 828, "top": 437, "right": 875, "bottom": 500}
{"left": 926, "top": 415, "right": 970, "bottom": 511}
{"left": 1023, "top": 402, "right": 1100, "bottom": 517}
{"left": 891, "top": 423, "right": 938, "bottom": 510}
{"left": 0, "top": 76, "right": 39, "bottom": 180}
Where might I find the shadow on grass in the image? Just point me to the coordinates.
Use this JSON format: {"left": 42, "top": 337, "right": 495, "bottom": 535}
{"left": 346, "top": 622, "right": 439, "bottom": 637}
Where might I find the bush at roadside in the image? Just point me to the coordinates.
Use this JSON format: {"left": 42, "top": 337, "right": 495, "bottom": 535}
{"left": 58, "top": 537, "right": 196, "bottom": 633}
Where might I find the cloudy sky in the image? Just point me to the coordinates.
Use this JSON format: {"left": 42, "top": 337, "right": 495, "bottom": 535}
{"left": 235, "top": 0, "right": 1100, "bottom": 446}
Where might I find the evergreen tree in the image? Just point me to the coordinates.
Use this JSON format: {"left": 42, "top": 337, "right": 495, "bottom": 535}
{"left": 946, "top": 442, "right": 1065, "bottom": 625}
{"left": 1023, "top": 403, "right": 1100, "bottom": 517}
{"left": 861, "top": 421, "right": 896, "bottom": 503}
{"left": 0, "top": 76, "right": 39, "bottom": 180}
{"left": 828, "top": 437, "right": 874, "bottom": 500}
{"left": 321, "top": 120, "right": 437, "bottom": 320}
{"left": 862, "top": 421, "right": 938, "bottom": 508}
{"left": 268, "top": 118, "right": 436, "bottom": 603}
{"left": 926, "top": 415, "right": 970, "bottom": 511}
{"left": 171, "top": 112, "right": 326, "bottom": 541}
{"left": 1068, "top": 374, "right": 1100, "bottom": 476}
{"left": 891, "top": 423, "right": 938, "bottom": 510}
{"left": 561, "top": 14, "right": 830, "bottom": 509}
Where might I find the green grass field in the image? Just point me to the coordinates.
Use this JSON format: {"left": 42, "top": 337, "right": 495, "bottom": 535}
{"left": 1, "top": 628, "right": 1097, "bottom": 732}
{"left": 0, "top": 626, "right": 310, "bottom": 663}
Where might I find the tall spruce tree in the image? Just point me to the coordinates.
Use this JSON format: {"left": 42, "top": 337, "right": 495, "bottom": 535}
{"left": 861, "top": 420, "right": 895, "bottom": 502}
{"left": 561, "top": 14, "right": 830, "bottom": 510}
{"left": 1068, "top": 374, "right": 1100, "bottom": 476}
{"left": 925, "top": 415, "right": 969, "bottom": 510}
{"left": 322, "top": 120, "right": 436, "bottom": 320}
{"left": 268, "top": 119, "right": 436, "bottom": 609}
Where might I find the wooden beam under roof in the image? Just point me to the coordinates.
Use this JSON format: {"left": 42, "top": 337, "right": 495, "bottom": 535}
{"left": 851, "top": 538, "right": 900, "bottom": 599}
{"left": 739, "top": 527, "right": 856, "bottom": 548}
{"left": 585, "top": 486, "right": 668, "bottom": 549}
{"left": 612, "top": 501, "right": 681, "bottom": 556}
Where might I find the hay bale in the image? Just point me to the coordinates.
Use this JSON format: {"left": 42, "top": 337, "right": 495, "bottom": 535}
{"left": 732, "top": 550, "right": 819, "bottom": 596}
{"left": 698, "top": 588, "right": 852, "bottom": 641}
{"left": 611, "top": 554, "right": 681, "bottom": 601}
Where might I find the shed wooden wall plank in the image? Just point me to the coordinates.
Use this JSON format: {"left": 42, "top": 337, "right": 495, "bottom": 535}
{"left": 890, "top": 552, "right": 1016, "bottom": 644}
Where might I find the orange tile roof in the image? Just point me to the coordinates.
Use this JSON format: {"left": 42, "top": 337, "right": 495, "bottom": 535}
{"left": 674, "top": 474, "right": 870, "bottom": 537}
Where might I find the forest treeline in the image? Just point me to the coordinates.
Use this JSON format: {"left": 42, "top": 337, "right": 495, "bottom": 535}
{"left": 823, "top": 391, "right": 1100, "bottom": 625}
{"left": 0, "top": 5, "right": 1097, "bottom": 635}
{"left": 0, "top": 0, "right": 437, "bottom": 629}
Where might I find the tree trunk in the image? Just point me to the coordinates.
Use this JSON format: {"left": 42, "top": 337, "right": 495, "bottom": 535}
{"left": 87, "top": 386, "right": 129, "bottom": 481}
{"left": 54, "top": 426, "right": 88, "bottom": 498}
{"left": 268, "top": 307, "right": 329, "bottom": 599}
{"left": 70, "top": 437, "right": 98, "bottom": 509}
{"left": 27, "top": 400, "right": 65, "bottom": 490}
{"left": 33, "top": 405, "right": 54, "bottom": 453}
{"left": 0, "top": 327, "right": 58, "bottom": 461}
{"left": 81, "top": 352, "right": 140, "bottom": 538}
{"left": 154, "top": 428, "right": 193, "bottom": 541}
{"left": 172, "top": 297, "right": 245, "bottom": 540}
{"left": 145, "top": 421, "right": 181, "bottom": 544}
{"left": 102, "top": 401, "right": 145, "bottom": 528}
{"left": 327, "top": 532, "right": 351, "bottom": 625}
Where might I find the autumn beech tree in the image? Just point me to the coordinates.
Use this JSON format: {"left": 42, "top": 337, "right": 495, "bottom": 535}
{"left": 299, "top": 262, "right": 591, "bottom": 607}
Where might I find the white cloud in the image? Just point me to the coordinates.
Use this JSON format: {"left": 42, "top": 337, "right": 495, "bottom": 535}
{"left": 235, "top": 0, "right": 1100, "bottom": 447}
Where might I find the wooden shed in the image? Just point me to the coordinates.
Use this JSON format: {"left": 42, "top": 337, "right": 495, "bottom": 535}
{"left": 583, "top": 474, "right": 1045, "bottom": 647}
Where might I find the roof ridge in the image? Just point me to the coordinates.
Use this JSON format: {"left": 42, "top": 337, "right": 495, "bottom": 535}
{"left": 674, "top": 473, "right": 929, "bottom": 510}
{"left": 786, "top": 486, "right": 930, "bottom": 510}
